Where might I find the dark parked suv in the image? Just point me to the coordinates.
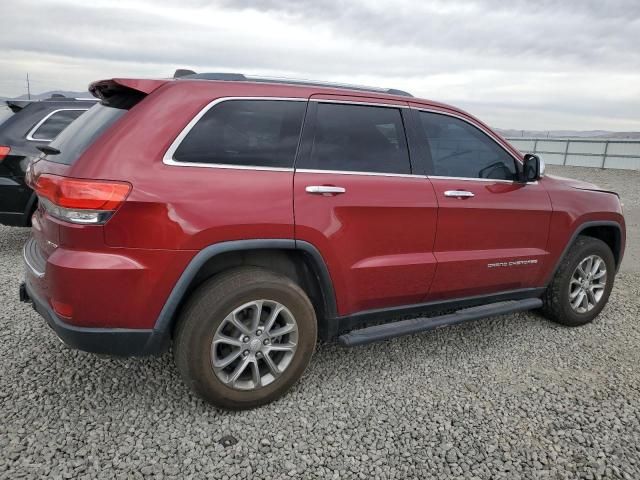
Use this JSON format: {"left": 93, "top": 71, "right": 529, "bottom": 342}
{"left": 21, "top": 73, "right": 625, "bottom": 409}
{"left": 0, "top": 95, "right": 95, "bottom": 226}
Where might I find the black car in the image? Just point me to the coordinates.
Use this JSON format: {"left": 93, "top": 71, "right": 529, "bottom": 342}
{"left": 0, "top": 95, "right": 96, "bottom": 226}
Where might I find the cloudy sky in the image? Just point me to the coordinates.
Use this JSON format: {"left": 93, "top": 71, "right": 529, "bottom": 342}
{"left": 2, "top": 0, "right": 639, "bottom": 130}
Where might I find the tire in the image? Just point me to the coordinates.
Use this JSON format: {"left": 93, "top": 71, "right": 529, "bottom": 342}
{"left": 541, "top": 236, "right": 615, "bottom": 327}
{"left": 174, "top": 267, "right": 317, "bottom": 410}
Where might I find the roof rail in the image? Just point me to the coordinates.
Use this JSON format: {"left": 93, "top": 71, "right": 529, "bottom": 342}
{"left": 172, "top": 70, "right": 413, "bottom": 97}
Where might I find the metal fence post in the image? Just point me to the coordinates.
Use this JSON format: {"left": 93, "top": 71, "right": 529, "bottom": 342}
{"left": 533, "top": 139, "right": 538, "bottom": 154}
{"left": 602, "top": 140, "right": 609, "bottom": 169}
{"left": 563, "top": 139, "right": 570, "bottom": 166}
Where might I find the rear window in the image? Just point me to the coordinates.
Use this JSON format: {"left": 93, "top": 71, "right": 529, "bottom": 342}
{"left": 46, "top": 104, "right": 125, "bottom": 165}
{"left": 0, "top": 105, "right": 13, "bottom": 127}
{"left": 27, "top": 109, "right": 87, "bottom": 141}
{"left": 172, "top": 99, "right": 306, "bottom": 169}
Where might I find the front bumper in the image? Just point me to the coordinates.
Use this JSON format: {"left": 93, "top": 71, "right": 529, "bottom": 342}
{"left": 20, "top": 279, "right": 168, "bottom": 356}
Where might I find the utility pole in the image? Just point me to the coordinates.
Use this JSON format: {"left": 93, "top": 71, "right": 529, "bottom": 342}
{"left": 26, "top": 73, "right": 31, "bottom": 100}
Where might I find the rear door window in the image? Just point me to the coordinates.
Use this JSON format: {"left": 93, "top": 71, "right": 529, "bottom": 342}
{"left": 172, "top": 99, "right": 307, "bottom": 169}
{"left": 300, "top": 102, "right": 411, "bottom": 174}
{"left": 27, "top": 109, "right": 88, "bottom": 141}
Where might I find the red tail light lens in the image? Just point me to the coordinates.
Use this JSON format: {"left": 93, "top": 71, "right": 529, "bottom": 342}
{"left": 32, "top": 173, "right": 131, "bottom": 224}
{"left": 0, "top": 146, "right": 10, "bottom": 162}
{"left": 51, "top": 299, "right": 73, "bottom": 319}
{"left": 35, "top": 174, "right": 131, "bottom": 210}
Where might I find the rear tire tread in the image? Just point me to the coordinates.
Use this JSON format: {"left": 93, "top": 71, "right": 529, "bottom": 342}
{"left": 174, "top": 266, "right": 316, "bottom": 410}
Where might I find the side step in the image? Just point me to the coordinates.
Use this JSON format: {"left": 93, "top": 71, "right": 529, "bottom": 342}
{"left": 338, "top": 298, "right": 543, "bottom": 346}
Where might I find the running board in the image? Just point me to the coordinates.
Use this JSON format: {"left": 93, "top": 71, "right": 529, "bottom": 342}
{"left": 338, "top": 298, "right": 543, "bottom": 346}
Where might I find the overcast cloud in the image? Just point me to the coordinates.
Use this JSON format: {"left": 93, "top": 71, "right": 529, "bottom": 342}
{"left": 1, "top": 0, "right": 639, "bottom": 130}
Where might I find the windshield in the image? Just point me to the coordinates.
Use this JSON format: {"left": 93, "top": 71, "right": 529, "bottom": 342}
{"left": 47, "top": 103, "right": 125, "bottom": 165}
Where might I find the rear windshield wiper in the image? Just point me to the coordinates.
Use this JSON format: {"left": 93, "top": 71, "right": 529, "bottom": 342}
{"left": 37, "top": 145, "right": 61, "bottom": 155}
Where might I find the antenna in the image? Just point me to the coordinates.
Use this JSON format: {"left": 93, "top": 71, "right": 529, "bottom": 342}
{"left": 26, "top": 73, "right": 31, "bottom": 100}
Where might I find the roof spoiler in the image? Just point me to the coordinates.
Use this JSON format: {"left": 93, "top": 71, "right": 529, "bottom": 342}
{"left": 5, "top": 100, "right": 33, "bottom": 113}
{"left": 89, "top": 78, "right": 168, "bottom": 109}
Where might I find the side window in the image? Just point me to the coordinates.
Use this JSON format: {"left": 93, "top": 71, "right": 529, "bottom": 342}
{"left": 29, "top": 110, "right": 87, "bottom": 141}
{"left": 302, "top": 103, "right": 411, "bottom": 174}
{"left": 173, "top": 100, "right": 306, "bottom": 168}
{"left": 418, "top": 111, "right": 517, "bottom": 180}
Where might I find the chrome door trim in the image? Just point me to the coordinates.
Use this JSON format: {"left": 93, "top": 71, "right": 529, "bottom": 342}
{"left": 309, "top": 98, "right": 409, "bottom": 109}
{"left": 296, "top": 168, "right": 426, "bottom": 179}
{"left": 429, "top": 175, "right": 538, "bottom": 184}
{"left": 428, "top": 175, "right": 538, "bottom": 185}
{"left": 162, "top": 97, "right": 307, "bottom": 168}
{"left": 26, "top": 108, "right": 90, "bottom": 142}
{"left": 162, "top": 160, "right": 294, "bottom": 172}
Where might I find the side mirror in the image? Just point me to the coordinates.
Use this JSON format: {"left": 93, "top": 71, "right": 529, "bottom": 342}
{"left": 522, "top": 153, "right": 545, "bottom": 182}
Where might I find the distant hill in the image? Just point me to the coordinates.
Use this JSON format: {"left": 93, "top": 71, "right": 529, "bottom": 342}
{"left": 1, "top": 90, "right": 639, "bottom": 140}
{"left": 496, "top": 128, "right": 640, "bottom": 140}
{"left": 0, "top": 90, "right": 91, "bottom": 102}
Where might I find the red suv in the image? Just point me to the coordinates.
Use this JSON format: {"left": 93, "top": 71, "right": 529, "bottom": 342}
{"left": 20, "top": 72, "right": 625, "bottom": 409}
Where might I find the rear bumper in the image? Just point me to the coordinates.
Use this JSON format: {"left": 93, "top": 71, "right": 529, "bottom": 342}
{"left": 21, "top": 279, "right": 169, "bottom": 356}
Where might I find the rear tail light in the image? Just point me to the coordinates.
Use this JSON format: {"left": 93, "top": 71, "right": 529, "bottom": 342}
{"left": 29, "top": 173, "right": 131, "bottom": 224}
{"left": 0, "top": 146, "right": 9, "bottom": 162}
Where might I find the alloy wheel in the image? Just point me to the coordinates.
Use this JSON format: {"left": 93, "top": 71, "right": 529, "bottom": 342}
{"left": 210, "top": 300, "right": 298, "bottom": 390}
{"left": 568, "top": 254, "right": 607, "bottom": 314}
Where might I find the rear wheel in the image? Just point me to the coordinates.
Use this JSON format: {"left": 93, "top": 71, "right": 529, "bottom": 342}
{"left": 541, "top": 236, "right": 615, "bottom": 326}
{"left": 174, "top": 267, "right": 317, "bottom": 409}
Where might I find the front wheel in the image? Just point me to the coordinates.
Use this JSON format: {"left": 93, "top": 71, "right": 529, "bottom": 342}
{"left": 174, "top": 267, "right": 317, "bottom": 410}
{"left": 541, "top": 236, "right": 616, "bottom": 327}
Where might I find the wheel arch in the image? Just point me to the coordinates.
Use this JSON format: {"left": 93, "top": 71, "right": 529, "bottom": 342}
{"left": 547, "top": 220, "right": 624, "bottom": 285}
{"left": 154, "top": 239, "right": 337, "bottom": 340}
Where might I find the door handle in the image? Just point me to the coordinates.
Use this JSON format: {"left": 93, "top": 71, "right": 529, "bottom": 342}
{"left": 444, "top": 190, "right": 475, "bottom": 198}
{"left": 305, "top": 185, "right": 346, "bottom": 195}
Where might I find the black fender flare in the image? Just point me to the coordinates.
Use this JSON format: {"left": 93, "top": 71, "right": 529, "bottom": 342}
{"left": 152, "top": 239, "right": 337, "bottom": 335}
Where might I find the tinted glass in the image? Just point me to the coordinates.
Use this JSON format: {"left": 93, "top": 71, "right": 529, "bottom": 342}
{"left": 305, "top": 103, "right": 410, "bottom": 174}
{"left": 31, "top": 109, "right": 86, "bottom": 140}
{"left": 418, "top": 112, "right": 517, "bottom": 180}
{"left": 47, "top": 104, "right": 125, "bottom": 165}
{"left": 0, "top": 106, "right": 13, "bottom": 127}
{"left": 173, "top": 100, "right": 306, "bottom": 168}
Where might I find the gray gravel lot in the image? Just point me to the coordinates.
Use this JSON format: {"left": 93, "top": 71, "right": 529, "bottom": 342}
{"left": 2, "top": 166, "right": 640, "bottom": 479}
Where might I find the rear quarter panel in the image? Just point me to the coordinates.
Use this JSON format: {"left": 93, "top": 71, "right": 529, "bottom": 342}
{"left": 69, "top": 82, "right": 309, "bottom": 250}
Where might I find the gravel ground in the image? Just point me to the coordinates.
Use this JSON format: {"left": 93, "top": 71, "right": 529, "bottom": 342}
{"left": 2, "top": 166, "right": 640, "bottom": 480}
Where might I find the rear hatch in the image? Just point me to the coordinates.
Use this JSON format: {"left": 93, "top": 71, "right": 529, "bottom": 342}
{"left": 26, "top": 78, "right": 167, "bottom": 263}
